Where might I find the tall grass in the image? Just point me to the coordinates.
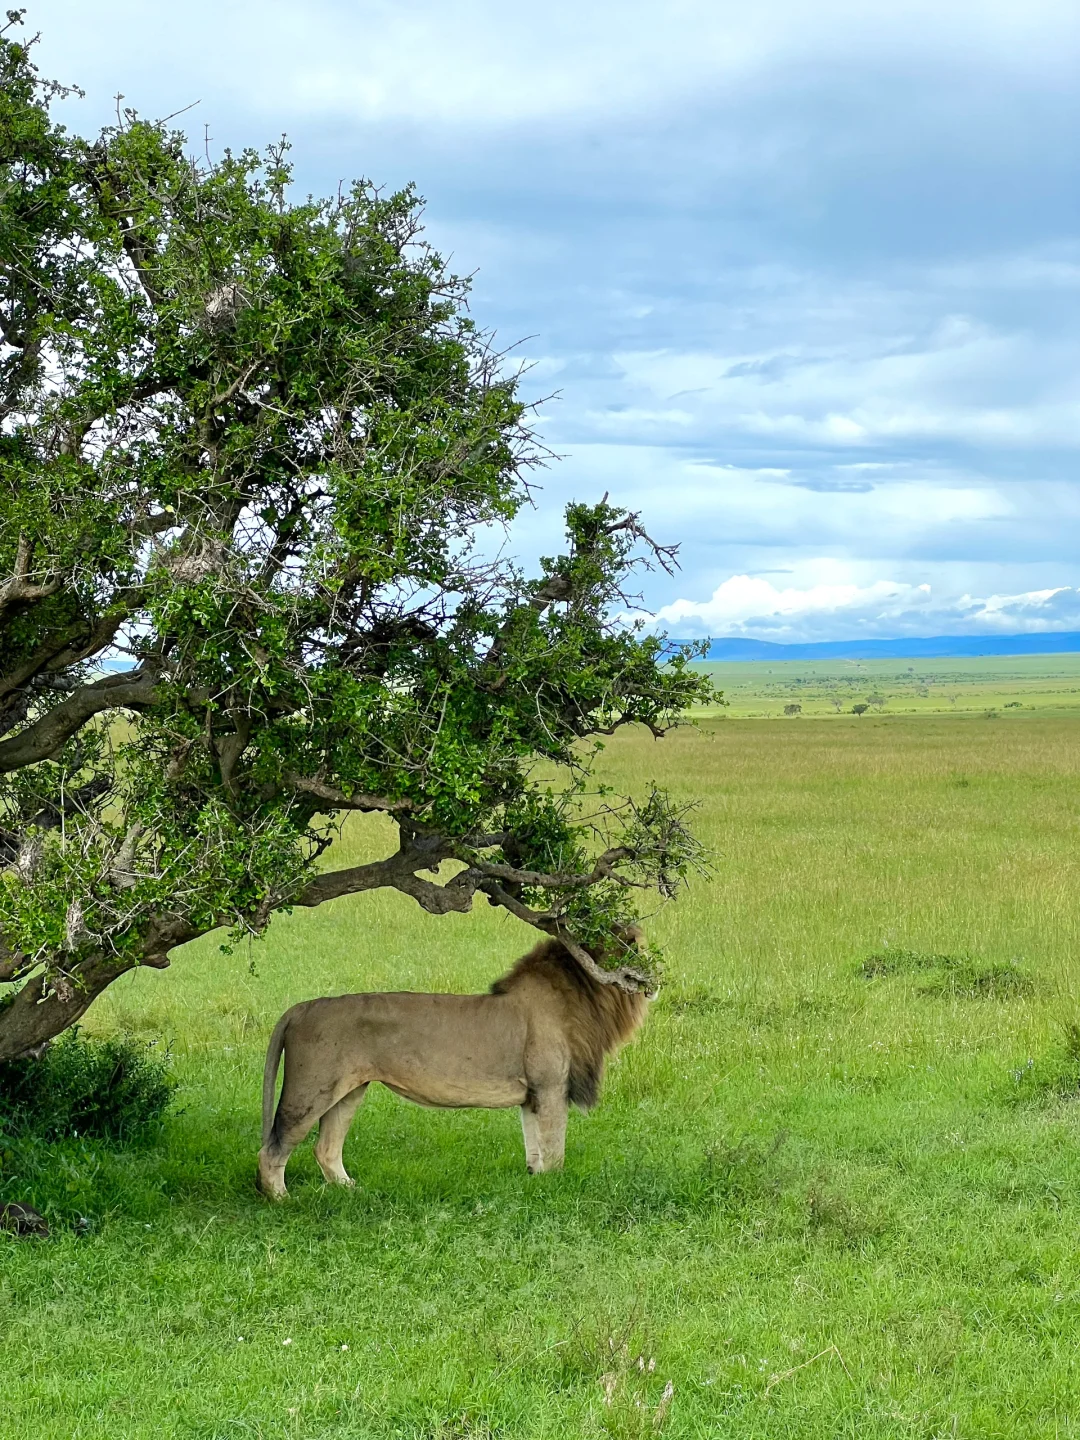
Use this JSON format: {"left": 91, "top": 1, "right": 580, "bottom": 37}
{"left": 3, "top": 713, "right": 1080, "bottom": 1438}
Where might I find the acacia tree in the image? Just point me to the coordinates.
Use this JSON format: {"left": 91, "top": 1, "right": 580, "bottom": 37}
{"left": 0, "top": 19, "right": 712, "bottom": 1062}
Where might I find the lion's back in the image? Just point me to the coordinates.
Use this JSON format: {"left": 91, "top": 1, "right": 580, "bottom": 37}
{"left": 289, "top": 990, "right": 535, "bottom": 1109}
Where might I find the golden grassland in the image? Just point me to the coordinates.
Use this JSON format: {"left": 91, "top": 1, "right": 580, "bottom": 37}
{"left": 4, "top": 702, "right": 1080, "bottom": 1437}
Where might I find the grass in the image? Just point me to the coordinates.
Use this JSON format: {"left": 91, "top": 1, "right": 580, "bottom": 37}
{"left": 5, "top": 701, "right": 1080, "bottom": 1436}
{"left": 693, "top": 651, "right": 1080, "bottom": 717}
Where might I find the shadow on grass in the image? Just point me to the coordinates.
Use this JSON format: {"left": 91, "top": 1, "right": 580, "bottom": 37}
{"left": 662, "top": 988, "right": 840, "bottom": 1025}
{"left": 1004, "top": 1021, "right": 1080, "bottom": 1106}
{"left": 0, "top": 1099, "right": 805, "bottom": 1245}
{"left": 859, "top": 947, "right": 1034, "bottom": 998}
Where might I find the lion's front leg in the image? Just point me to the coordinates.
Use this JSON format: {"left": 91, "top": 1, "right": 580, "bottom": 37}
{"left": 525, "top": 1093, "right": 568, "bottom": 1173}
{"left": 520, "top": 1104, "right": 542, "bottom": 1173}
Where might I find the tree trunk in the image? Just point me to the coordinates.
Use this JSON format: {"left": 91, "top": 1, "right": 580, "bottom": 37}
{"left": 0, "top": 955, "right": 135, "bottom": 1061}
{"left": 0, "top": 916, "right": 196, "bottom": 1061}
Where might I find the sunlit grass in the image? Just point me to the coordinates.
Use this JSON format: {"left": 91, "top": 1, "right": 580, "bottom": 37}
{"left": 4, "top": 711, "right": 1080, "bottom": 1437}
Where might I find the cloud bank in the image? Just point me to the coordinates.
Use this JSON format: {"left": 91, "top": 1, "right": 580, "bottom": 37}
{"left": 26, "top": 0, "right": 1080, "bottom": 642}
{"left": 634, "top": 577, "right": 1080, "bottom": 643}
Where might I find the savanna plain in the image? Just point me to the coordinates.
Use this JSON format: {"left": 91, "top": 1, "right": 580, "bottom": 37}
{"left": 5, "top": 660, "right": 1080, "bottom": 1439}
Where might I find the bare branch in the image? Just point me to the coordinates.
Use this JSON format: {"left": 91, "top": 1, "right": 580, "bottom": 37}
{"left": 107, "top": 823, "right": 144, "bottom": 889}
{"left": 284, "top": 774, "right": 413, "bottom": 815}
{"left": 475, "top": 879, "right": 653, "bottom": 994}
{"left": 602, "top": 507, "right": 680, "bottom": 578}
{"left": 289, "top": 830, "right": 652, "bottom": 992}
{"left": 214, "top": 713, "right": 251, "bottom": 798}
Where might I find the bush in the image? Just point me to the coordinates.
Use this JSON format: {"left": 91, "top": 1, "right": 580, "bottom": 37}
{"left": 0, "top": 1031, "right": 175, "bottom": 1142}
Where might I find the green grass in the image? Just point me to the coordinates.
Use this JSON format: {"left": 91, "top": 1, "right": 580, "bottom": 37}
{"left": 694, "top": 650, "right": 1080, "bottom": 717}
{"left": 5, "top": 708, "right": 1080, "bottom": 1436}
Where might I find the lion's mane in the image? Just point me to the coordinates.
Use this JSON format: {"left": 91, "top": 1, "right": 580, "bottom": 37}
{"left": 490, "top": 939, "right": 648, "bottom": 1109}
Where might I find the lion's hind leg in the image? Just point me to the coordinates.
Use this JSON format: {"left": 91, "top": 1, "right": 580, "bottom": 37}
{"left": 258, "top": 1086, "right": 338, "bottom": 1199}
{"left": 258, "top": 1103, "right": 323, "bottom": 1200}
{"left": 314, "top": 1084, "right": 369, "bottom": 1187}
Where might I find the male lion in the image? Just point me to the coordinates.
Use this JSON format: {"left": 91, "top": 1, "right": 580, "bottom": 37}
{"left": 256, "top": 933, "right": 650, "bottom": 1198}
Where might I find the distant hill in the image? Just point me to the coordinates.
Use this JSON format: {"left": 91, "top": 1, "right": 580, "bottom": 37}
{"left": 681, "top": 633, "right": 1080, "bottom": 662}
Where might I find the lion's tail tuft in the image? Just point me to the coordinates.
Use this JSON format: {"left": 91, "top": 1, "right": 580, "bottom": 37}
{"left": 261, "top": 1012, "right": 290, "bottom": 1146}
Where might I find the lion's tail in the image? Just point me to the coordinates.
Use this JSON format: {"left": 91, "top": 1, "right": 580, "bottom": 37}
{"left": 261, "top": 1012, "right": 290, "bottom": 1146}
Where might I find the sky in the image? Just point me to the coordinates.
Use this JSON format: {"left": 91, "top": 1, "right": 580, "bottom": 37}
{"left": 24, "top": 0, "right": 1080, "bottom": 642}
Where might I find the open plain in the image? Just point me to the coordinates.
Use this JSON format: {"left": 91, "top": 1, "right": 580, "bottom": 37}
{"left": 4, "top": 677, "right": 1080, "bottom": 1438}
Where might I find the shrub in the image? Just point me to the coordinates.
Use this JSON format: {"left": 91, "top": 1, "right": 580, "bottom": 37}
{"left": 0, "top": 1031, "right": 175, "bottom": 1142}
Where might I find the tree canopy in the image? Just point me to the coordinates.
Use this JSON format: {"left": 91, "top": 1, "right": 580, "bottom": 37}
{"left": 0, "top": 16, "right": 712, "bottom": 1061}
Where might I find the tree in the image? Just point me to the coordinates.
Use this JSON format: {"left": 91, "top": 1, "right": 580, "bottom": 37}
{"left": 851, "top": 704, "right": 869, "bottom": 717}
{"left": 783, "top": 703, "right": 801, "bottom": 716}
{"left": 0, "top": 21, "right": 713, "bottom": 1061}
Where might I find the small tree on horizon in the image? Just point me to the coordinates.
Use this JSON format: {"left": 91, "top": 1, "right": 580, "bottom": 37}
{"left": 0, "top": 21, "right": 713, "bottom": 1061}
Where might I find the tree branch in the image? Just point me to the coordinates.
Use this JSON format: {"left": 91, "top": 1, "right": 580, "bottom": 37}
{"left": 0, "top": 600, "right": 133, "bottom": 706}
{"left": 0, "top": 668, "right": 160, "bottom": 773}
{"left": 293, "top": 844, "right": 464, "bottom": 913}
{"left": 0, "top": 953, "right": 133, "bottom": 1062}
{"left": 0, "top": 938, "right": 33, "bottom": 984}
{"left": 290, "top": 834, "right": 653, "bottom": 992}
{"left": 0, "top": 535, "right": 61, "bottom": 619}
{"left": 454, "top": 845, "right": 634, "bottom": 890}
{"left": 284, "top": 774, "right": 413, "bottom": 814}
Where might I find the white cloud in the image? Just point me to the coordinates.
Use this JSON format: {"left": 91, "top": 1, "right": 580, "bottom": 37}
{"left": 539, "top": 443, "right": 1017, "bottom": 551}
{"left": 632, "top": 575, "right": 1080, "bottom": 642}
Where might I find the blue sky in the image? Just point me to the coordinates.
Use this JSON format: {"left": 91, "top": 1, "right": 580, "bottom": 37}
{"left": 28, "top": 0, "right": 1080, "bottom": 641}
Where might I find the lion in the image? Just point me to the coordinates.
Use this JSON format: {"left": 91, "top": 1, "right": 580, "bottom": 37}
{"left": 256, "top": 932, "right": 650, "bottom": 1198}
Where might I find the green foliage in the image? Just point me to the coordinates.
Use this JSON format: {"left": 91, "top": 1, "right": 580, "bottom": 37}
{"left": 0, "top": 1028, "right": 174, "bottom": 1140}
{"left": 0, "top": 18, "right": 712, "bottom": 1051}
